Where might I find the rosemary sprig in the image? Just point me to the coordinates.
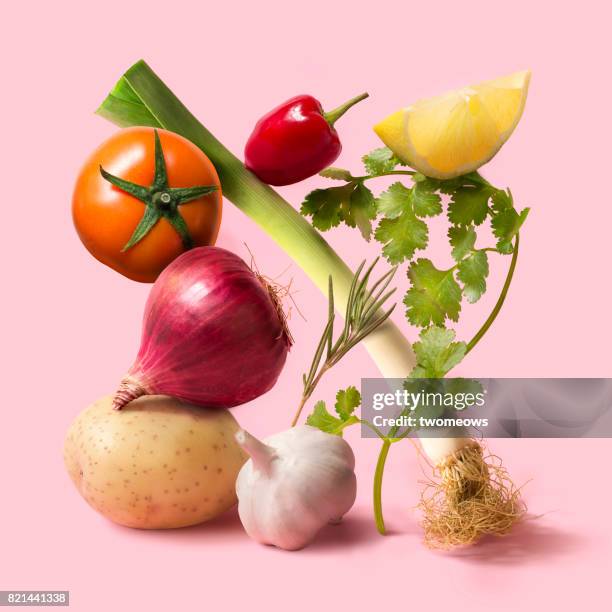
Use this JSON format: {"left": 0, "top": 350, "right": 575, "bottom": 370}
{"left": 291, "top": 259, "right": 397, "bottom": 426}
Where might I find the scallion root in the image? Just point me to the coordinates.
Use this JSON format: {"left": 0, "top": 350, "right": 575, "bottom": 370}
{"left": 419, "top": 442, "right": 526, "bottom": 549}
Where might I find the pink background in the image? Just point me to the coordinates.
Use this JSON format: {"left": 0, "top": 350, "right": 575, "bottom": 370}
{"left": 2, "top": 1, "right": 611, "bottom": 610}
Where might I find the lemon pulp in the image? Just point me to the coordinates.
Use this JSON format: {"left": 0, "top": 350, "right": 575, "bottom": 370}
{"left": 374, "top": 71, "right": 531, "bottom": 179}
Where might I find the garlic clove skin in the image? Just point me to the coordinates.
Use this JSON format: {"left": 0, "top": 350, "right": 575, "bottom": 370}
{"left": 235, "top": 425, "right": 357, "bottom": 551}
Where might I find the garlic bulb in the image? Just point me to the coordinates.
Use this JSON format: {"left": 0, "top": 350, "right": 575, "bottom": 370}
{"left": 234, "top": 425, "right": 357, "bottom": 551}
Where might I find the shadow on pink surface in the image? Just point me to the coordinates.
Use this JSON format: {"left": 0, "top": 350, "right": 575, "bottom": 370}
{"left": 99, "top": 505, "right": 586, "bottom": 562}
{"left": 105, "top": 504, "right": 415, "bottom": 551}
{"left": 104, "top": 506, "right": 246, "bottom": 545}
{"left": 307, "top": 515, "right": 391, "bottom": 551}
{"left": 446, "top": 516, "right": 588, "bottom": 565}
{"left": 304, "top": 503, "right": 424, "bottom": 551}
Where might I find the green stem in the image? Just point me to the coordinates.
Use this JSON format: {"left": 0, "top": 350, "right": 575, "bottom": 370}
{"left": 356, "top": 170, "right": 415, "bottom": 181}
{"left": 291, "top": 395, "right": 309, "bottom": 428}
{"left": 373, "top": 439, "right": 391, "bottom": 534}
{"left": 358, "top": 419, "right": 387, "bottom": 440}
{"left": 466, "top": 234, "right": 520, "bottom": 354}
{"left": 323, "top": 92, "right": 369, "bottom": 126}
{"left": 292, "top": 364, "right": 329, "bottom": 427}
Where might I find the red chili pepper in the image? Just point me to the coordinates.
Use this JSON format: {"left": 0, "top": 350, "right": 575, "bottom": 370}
{"left": 244, "top": 92, "right": 369, "bottom": 186}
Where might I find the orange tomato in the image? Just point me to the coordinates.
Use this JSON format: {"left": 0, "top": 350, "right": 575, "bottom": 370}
{"left": 73, "top": 127, "right": 222, "bottom": 282}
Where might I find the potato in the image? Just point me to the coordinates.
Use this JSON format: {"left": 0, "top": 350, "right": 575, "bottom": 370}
{"left": 64, "top": 395, "right": 247, "bottom": 528}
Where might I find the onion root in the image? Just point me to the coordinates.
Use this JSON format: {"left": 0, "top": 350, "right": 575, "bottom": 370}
{"left": 255, "top": 274, "right": 294, "bottom": 348}
{"left": 419, "top": 441, "right": 526, "bottom": 549}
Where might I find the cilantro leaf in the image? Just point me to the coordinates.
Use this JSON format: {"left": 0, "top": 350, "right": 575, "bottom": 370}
{"left": 306, "top": 401, "right": 344, "bottom": 434}
{"left": 301, "top": 185, "right": 351, "bottom": 231}
{"left": 492, "top": 207, "right": 530, "bottom": 253}
{"left": 362, "top": 147, "right": 400, "bottom": 175}
{"left": 491, "top": 189, "right": 513, "bottom": 212}
{"left": 404, "top": 259, "right": 461, "bottom": 327}
{"left": 374, "top": 180, "right": 440, "bottom": 263}
{"left": 319, "top": 167, "right": 354, "bottom": 181}
{"left": 346, "top": 183, "right": 377, "bottom": 241}
{"left": 375, "top": 211, "right": 428, "bottom": 264}
{"left": 443, "top": 377, "right": 485, "bottom": 409}
{"left": 376, "top": 182, "right": 411, "bottom": 219}
{"left": 334, "top": 386, "right": 361, "bottom": 420}
{"left": 307, "top": 387, "right": 361, "bottom": 436}
{"left": 382, "top": 175, "right": 441, "bottom": 218}
{"left": 402, "top": 378, "right": 447, "bottom": 423}
{"left": 301, "top": 183, "right": 376, "bottom": 239}
{"left": 447, "top": 184, "right": 492, "bottom": 226}
{"left": 410, "top": 326, "right": 467, "bottom": 378}
{"left": 412, "top": 181, "right": 442, "bottom": 217}
{"left": 402, "top": 376, "right": 483, "bottom": 429}
{"left": 457, "top": 251, "right": 489, "bottom": 303}
{"left": 448, "top": 225, "right": 477, "bottom": 262}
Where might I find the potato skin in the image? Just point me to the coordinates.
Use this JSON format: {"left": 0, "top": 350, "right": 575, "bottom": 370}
{"left": 64, "top": 395, "right": 247, "bottom": 528}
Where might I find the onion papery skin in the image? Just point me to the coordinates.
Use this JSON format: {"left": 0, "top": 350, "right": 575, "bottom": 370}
{"left": 113, "top": 247, "right": 291, "bottom": 410}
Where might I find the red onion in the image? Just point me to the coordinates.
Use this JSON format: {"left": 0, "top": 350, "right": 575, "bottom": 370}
{"left": 113, "top": 247, "right": 292, "bottom": 410}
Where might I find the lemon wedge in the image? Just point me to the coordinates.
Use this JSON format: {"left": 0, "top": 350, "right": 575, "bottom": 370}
{"left": 374, "top": 71, "right": 531, "bottom": 179}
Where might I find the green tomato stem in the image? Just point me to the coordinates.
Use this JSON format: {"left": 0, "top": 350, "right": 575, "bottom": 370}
{"left": 99, "top": 129, "right": 216, "bottom": 251}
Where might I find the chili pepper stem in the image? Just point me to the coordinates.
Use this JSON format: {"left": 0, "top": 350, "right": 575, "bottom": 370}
{"left": 324, "top": 92, "right": 369, "bottom": 127}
